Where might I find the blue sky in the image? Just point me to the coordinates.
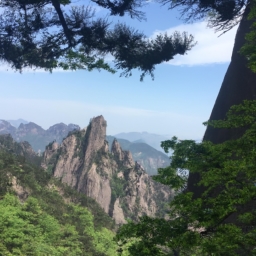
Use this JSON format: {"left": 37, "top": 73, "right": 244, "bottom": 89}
{"left": 0, "top": 1, "right": 238, "bottom": 140}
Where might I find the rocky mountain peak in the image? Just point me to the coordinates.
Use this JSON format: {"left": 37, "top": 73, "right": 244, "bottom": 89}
{"left": 111, "top": 139, "right": 123, "bottom": 161}
{"left": 47, "top": 123, "right": 80, "bottom": 133}
{"left": 48, "top": 123, "right": 67, "bottom": 132}
{"left": 122, "top": 151, "right": 134, "bottom": 168}
{"left": 47, "top": 123, "right": 81, "bottom": 142}
{"left": 0, "top": 120, "right": 16, "bottom": 135}
{"left": 89, "top": 115, "right": 106, "bottom": 144}
{"left": 83, "top": 116, "right": 107, "bottom": 164}
{"left": 7, "top": 118, "right": 28, "bottom": 128}
{"left": 111, "top": 139, "right": 135, "bottom": 168}
{"left": 42, "top": 116, "right": 173, "bottom": 224}
{"left": 18, "top": 122, "right": 45, "bottom": 135}
{"left": 68, "top": 123, "right": 80, "bottom": 130}
{"left": 111, "top": 139, "right": 134, "bottom": 167}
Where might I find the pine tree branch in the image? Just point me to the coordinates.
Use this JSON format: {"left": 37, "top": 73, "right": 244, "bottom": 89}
{"left": 51, "top": 0, "right": 74, "bottom": 46}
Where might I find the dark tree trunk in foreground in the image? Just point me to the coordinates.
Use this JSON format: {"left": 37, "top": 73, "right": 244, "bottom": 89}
{"left": 187, "top": 4, "right": 256, "bottom": 198}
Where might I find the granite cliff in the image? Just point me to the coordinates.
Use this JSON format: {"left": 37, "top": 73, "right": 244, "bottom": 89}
{"left": 42, "top": 116, "right": 172, "bottom": 224}
{"left": 107, "top": 136, "right": 170, "bottom": 175}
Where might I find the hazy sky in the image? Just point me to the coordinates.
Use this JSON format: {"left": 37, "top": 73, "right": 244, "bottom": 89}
{"left": 0, "top": 1, "right": 238, "bottom": 139}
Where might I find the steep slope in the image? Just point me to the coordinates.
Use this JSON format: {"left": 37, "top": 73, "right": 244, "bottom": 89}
{"left": 42, "top": 116, "right": 173, "bottom": 224}
{"left": 107, "top": 135, "right": 170, "bottom": 175}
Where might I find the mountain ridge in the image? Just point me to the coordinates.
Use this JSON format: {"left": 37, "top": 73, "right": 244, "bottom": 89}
{"left": 106, "top": 135, "right": 170, "bottom": 175}
{"left": 114, "top": 131, "right": 170, "bottom": 153}
{"left": 7, "top": 118, "right": 29, "bottom": 128}
{"left": 0, "top": 119, "right": 80, "bottom": 153}
{"left": 42, "top": 116, "right": 173, "bottom": 224}
{"left": 0, "top": 119, "right": 170, "bottom": 175}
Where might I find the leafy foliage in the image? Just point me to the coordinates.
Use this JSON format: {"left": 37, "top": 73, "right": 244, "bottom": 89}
{"left": 157, "top": 0, "right": 247, "bottom": 32}
{"left": 115, "top": 100, "right": 256, "bottom": 255}
{"left": 240, "top": 0, "right": 256, "bottom": 72}
{"left": 0, "top": 194, "right": 83, "bottom": 255}
{"left": 0, "top": 148, "right": 131, "bottom": 255}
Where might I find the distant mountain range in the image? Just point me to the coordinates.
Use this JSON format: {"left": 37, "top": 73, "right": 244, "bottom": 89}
{"left": 0, "top": 119, "right": 80, "bottom": 153}
{"left": 0, "top": 116, "right": 172, "bottom": 230}
{"left": 7, "top": 118, "right": 29, "bottom": 128}
{"left": 0, "top": 119, "right": 171, "bottom": 175}
{"left": 106, "top": 136, "right": 170, "bottom": 175}
{"left": 114, "top": 132, "right": 171, "bottom": 153}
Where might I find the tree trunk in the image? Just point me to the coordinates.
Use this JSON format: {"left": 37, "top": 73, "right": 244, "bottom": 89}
{"left": 187, "top": 3, "right": 256, "bottom": 199}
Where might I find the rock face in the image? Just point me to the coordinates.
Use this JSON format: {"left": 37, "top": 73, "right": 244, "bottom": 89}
{"left": 42, "top": 116, "right": 172, "bottom": 224}
{"left": 106, "top": 136, "right": 170, "bottom": 175}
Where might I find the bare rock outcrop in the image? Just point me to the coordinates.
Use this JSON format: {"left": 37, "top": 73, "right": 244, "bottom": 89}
{"left": 111, "top": 139, "right": 134, "bottom": 168}
{"left": 42, "top": 116, "right": 173, "bottom": 224}
{"left": 112, "top": 198, "right": 126, "bottom": 225}
{"left": 85, "top": 163, "right": 111, "bottom": 213}
{"left": 111, "top": 139, "right": 123, "bottom": 162}
{"left": 83, "top": 116, "right": 106, "bottom": 167}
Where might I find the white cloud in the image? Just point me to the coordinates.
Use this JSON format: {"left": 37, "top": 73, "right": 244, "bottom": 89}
{"left": 151, "top": 21, "right": 238, "bottom": 66}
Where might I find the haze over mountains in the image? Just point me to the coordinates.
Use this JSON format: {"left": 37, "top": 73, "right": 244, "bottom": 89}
{"left": 106, "top": 136, "right": 170, "bottom": 175}
{"left": 0, "top": 119, "right": 80, "bottom": 153}
{"left": 7, "top": 118, "right": 29, "bottom": 128}
{"left": 0, "top": 119, "right": 171, "bottom": 175}
{"left": 114, "top": 132, "right": 170, "bottom": 153}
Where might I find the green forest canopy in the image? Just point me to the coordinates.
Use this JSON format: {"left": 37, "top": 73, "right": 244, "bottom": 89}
{"left": 0, "top": 149, "right": 132, "bottom": 256}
